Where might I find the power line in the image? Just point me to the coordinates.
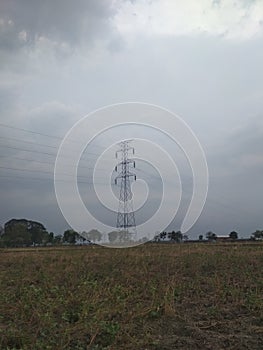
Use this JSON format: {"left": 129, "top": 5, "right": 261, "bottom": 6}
{"left": 0, "top": 174, "right": 111, "bottom": 185}
{"left": 0, "top": 123, "right": 120, "bottom": 166}
{"left": 0, "top": 122, "right": 109, "bottom": 150}
{"left": 135, "top": 167, "right": 160, "bottom": 181}
{"left": 0, "top": 135, "right": 59, "bottom": 149}
{"left": 0, "top": 122, "right": 66, "bottom": 140}
{"left": 0, "top": 154, "right": 113, "bottom": 172}
{"left": 0, "top": 145, "right": 120, "bottom": 179}
{"left": 0, "top": 135, "right": 109, "bottom": 154}
{"left": 0, "top": 144, "right": 59, "bottom": 157}
{"left": 0, "top": 165, "right": 114, "bottom": 181}
{"left": 0, "top": 153, "right": 161, "bottom": 185}
{"left": 0, "top": 155, "right": 56, "bottom": 165}
{"left": 0, "top": 140, "right": 171, "bottom": 184}
{"left": 0, "top": 143, "right": 112, "bottom": 162}
{"left": 0, "top": 122, "right": 162, "bottom": 185}
{"left": 0, "top": 165, "right": 57, "bottom": 175}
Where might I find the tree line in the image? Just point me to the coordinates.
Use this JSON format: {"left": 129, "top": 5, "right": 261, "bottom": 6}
{"left": 0, "top": 219, "right": 142, "bottom": 247}
{"left": 0, "top": 218, "right": 263, "bottom": 247}
{"left": 0, "top": 219, "right": 98, "bottom": 247}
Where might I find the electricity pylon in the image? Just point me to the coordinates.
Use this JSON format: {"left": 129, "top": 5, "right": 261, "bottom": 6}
{"left": 115, "top": 140, "right": 137, "bottom": 240}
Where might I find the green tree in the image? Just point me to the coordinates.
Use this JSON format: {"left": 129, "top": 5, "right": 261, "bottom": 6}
{"left": 229, "top": 231, "right": 238, "bottom": 240}
{"left": 63, "top": 229, "right": 78, "bottom": 244}
{"left": 2, "top": 222, "right": 31, "bottom": 247}
{"left": 251, "top": 230, "right": 263, "bottom": 240}
{"left": 48, "top": 232, "right": 54, "bottom": 243}
{"left": 83, "top": 229, "right": 102, "bottom": 243}
{"left": 53, "top": 234, "right": 62, "bottom": 244}
{"left": 108, "top": 230, "right": 131, "bottom": 244}
{"left": 160, "top": 231, "right": 167, "bottom": 240}
{"left": 30, "top": 221, "right": 47, "bottom": 244}
{"left": 153, "top": 233, "right": 161, "bottom": 242}
{"left": 108, "top": 231, "right": 119, "bottom": 243}
{"left": 206, "top": 231, "right": 217, "bottom": 241}
{"left": 168, "top": 230, "right": 182, "bottom": 242}
{"left": 2, "top": 219, "right": 48, "bottom": 247}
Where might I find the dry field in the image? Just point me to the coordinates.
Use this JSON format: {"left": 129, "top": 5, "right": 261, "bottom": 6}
{"left": 0, "top": 243, "right": 263, "bottom": 349}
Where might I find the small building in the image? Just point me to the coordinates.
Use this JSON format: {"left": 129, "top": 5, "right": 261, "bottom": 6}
{"left": 216, "top": 235, "right": 231, "bottom": 242}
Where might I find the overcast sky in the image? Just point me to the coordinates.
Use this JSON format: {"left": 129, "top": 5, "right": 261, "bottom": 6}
{"left": 0, "top": 0, "right": 263, "bottom": 239}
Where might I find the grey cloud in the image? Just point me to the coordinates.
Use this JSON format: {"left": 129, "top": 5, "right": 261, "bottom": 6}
{"left": 27, "top": 101, "right": 77, "bottom": 135}
{"left": 0, "top": 0, "right": 117, "bottom": 49}
{"left": 200, "top": 115, "right": 263, "bottom": 237}
{"left": 0, "top": 179, "right": 68, "bottom": 234}
{"left": 209, "top": 116, "right": 263, "bottom": 178}
{"left": 0, "top": 1, "right": 263, "bottom": 237}
{"left": 230, "top": 117, "right": 263, "bottom": 156}
{"left": 0, "top": 82, "right": 19, "bottom": 112}
{"left": 0, "top": 18, "right": 26, "bottom": 51}
{"left": 0, "top": 0, "right": 125, "bottom": 84}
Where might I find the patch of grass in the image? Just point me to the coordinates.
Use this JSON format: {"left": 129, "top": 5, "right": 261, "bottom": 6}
{"left": 0, "top": 243, "right": 263, "bottom": 349}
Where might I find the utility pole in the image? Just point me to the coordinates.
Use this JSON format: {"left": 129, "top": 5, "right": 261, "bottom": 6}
{"left": 115, "top": 140, "right": 137, "bottom": 240}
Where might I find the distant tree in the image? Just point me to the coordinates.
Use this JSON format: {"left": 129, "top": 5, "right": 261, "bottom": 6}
{"left": 229, "top": 231, "right": 238, "bottom": 240}
{"left": 82, "top": 229, "right": 102, "bottom": 243}
{"left": 206, "top": 231, "right": 217, "bottom": 241}
{"left": 153, "top": 233, "right": 161, "bottom": 242}
{"left": 3, "top": 222, "right": 31, "bottom": 247}
{"left": 251, "top": 230, "right": 263, "bottom": 240}
{"left": 199, "top": 234, "right": 203, "bottom": 241}
{"left": 53, "top": 234, "right": 62, "bottom": 244}
{"left": 176, "top": 231, "right": 183, "bottom": 242}
{"left": 108, "top": 230, "right": 132, "bottom": 244}
{"left": 63, "top": 229, "right": 78, "bottom": 244}
{"left": 0, "top": 226, "right": 3, "bottom": 247}
{"left": 168, "top": 230, "right": 183, "bottom": 242}
{"left": 48, "top": 232, "right": 54, "bottom": 243}
{"left": 168, "top": 231, "right": 174, "bottom": 241}
{"left": 160, "top": 231, "right": 167, "bottom": 240}
{"left": 76, "top": 233, "right": 86, "bottom": 244}
{"left": 138, "top": 236, "right": 148, "bottom": 243}
{"left": 29, "top": 221, "right": 48, "bottom": 244}
{"left": 108, "top": 231, "right": 119, "bottom": 243}
{"left": 2, "top": 219, "right": 48, "bottom": 247}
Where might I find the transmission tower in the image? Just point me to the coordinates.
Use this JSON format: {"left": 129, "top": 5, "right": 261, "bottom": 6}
{"left": 115, "top": 140, "right": 137, "bottom": 239}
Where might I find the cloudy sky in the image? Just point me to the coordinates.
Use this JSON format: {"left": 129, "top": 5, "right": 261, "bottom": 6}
{"left": 0, "top": 0, "right": 263, "bottom": 239}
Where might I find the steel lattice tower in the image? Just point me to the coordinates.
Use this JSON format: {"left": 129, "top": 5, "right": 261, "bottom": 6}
{"left": 115, "top": 140, "right": 137, "bottom": 238}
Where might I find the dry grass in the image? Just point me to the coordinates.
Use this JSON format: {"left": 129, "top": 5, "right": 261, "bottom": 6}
{"left": 0, "top": 243, "right": 263, "bottom": 349}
